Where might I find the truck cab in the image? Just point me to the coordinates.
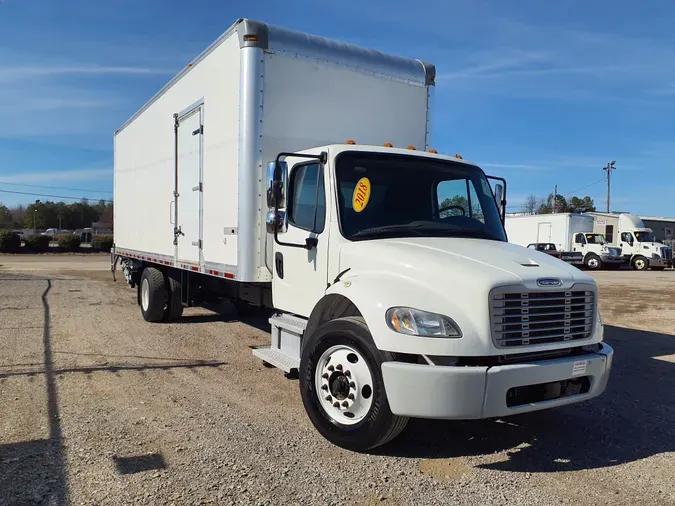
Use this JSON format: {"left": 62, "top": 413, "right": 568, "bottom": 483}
{"left": 264, "top": 143, "right": 613, "bottom": 450}
{"left": 571, "top": 232, "right": 623, "bottom": 270}
{"left": 616, "top": 215, "right": 673, "bottom": 270}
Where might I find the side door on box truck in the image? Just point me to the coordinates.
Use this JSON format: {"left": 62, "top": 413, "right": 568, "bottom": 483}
{"left": 272, "top": 159, "right": 330, "bottom": 316}
{"left": 174, "top": 103, "right": 204, "bottom": 266}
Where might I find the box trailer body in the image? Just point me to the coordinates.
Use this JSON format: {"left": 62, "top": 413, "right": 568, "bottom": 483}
{"left": 113, "top": 19, "right": 612, "bottom": 452}
{"left": 505, "top": 213, "right": 622, "bottom": 269}
{"left": 506, "top": 213, "right": 592, "bottom": 251}
{"left": 114, "top": 19, "right": 432, "bottom": 283}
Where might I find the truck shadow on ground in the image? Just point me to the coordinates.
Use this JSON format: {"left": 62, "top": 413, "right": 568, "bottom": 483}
{"left": 176, "top": 303, "right": 272, "bottom": 333}
{"left": 0, "top": 275, "right": 228, "bottom": 506}
{"left": 380, "top": 325, "right": 675, "bottom": 472}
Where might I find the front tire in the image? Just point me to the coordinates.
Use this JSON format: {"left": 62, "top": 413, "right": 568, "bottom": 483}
{"left": 633, "top": 256, "right": 649, "bottom": 271}
{"left": 299, "top": 316, "right": 408, "bottom": 452}
{"left": 585, "top": 253, "right": 602, "bottom": 270}
{"left": 140, "top": 267, "right": 167, "bottom": 322}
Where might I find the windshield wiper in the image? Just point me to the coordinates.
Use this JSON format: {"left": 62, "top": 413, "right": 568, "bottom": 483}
{"left": 350, "top": 223, "right": 434, "bottom": 238}
{"left": 350, "top": 222, "right": 499, "bottom": 241}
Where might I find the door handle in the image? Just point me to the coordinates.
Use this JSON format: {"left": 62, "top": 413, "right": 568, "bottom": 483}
{"left": 275, "top": 252, "right": 284, "bottom": 279}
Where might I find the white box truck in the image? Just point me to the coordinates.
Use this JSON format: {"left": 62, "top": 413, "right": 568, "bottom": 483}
{"left": 592, "top": 213, "right": 673, "bottom": 270}
{"left": 112, "top": 19, "right": 613, "bottom": 451}
{"left": 506, "top": 213, "right": 623, "bottom": 270}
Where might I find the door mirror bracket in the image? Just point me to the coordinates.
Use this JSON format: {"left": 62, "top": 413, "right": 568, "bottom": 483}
{"left": 266, "top": 151, "right": 327, "bottom": 251}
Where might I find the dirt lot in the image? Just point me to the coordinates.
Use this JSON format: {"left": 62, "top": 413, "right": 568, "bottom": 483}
{"left": 1, "top": 256, "right": 674, "bottom": 505}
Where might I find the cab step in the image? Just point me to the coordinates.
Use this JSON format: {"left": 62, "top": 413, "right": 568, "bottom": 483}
{"left": 252, "top": 313, "right": 307, "bottom": 373}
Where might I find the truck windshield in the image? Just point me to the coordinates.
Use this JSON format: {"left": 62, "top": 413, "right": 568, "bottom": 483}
{"left": 634, "top": 231, "right": 655, "bottom": 242}
{"left": 585, "top": 234, "right": 606, "bottom": 244}
{"left": 335, "top": 152, "right": 507, "bottom": 242}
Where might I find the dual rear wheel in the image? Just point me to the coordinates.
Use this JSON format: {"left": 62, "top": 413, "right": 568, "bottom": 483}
{"left": 139, "top": 267, "right": 183, "bottom": 322}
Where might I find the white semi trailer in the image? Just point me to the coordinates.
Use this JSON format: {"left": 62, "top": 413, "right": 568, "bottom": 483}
{"left": 505, "top": 213, "right": 623, "bottom": 270}
{"left": 112, "top": 19, "right": 613, "bottom": 451}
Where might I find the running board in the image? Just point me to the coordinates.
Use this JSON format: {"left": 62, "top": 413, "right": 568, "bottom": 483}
{"left": 252, "top": 348, "right": 300, "bottom": 373}
{"left": 252, "top": 313, "right": 306, "bottom": 374}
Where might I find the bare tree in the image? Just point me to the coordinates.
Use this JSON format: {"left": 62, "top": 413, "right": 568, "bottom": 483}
{"left": 521, "top": 194, "right": 540, "bottom": 214}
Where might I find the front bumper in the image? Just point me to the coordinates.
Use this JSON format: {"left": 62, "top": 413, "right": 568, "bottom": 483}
{"left": 381, "top": 343, "right": 613, "bottom": 419}
{"left": 651, "top": 257, "right": 673, "bottom": 268}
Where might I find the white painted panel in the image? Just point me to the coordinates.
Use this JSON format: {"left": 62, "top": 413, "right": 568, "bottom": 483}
{"left": 114, "top": 35, "right": 241, "bottom": 267}
{"left": 177, "top": 109, "right": 202, "bottom": 264}
{"left": 261, "top": 52, "right": 428, "bottom": 159}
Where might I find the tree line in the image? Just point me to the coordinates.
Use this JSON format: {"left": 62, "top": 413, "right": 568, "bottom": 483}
{"left": 0, "top": 199, "right": 113, "bottom": 230}
{"left": 521, "top": 194, "right": 596, "bottom": 215}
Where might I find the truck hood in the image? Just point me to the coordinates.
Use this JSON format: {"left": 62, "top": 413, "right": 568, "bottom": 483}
{"left": 339, "top": 237, "right": 592, "bottom": 292}
{"left": 337, "top": 237, "right": 598, "bottom": 356}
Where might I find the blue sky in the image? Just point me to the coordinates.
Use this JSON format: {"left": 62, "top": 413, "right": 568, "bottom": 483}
{"left": 0, "top": 0, "right": 674, "bottom": 215}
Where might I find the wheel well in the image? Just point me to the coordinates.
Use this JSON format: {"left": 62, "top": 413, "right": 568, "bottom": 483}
{"left": 305, "top": 294, "right": 362, "bottom": 340}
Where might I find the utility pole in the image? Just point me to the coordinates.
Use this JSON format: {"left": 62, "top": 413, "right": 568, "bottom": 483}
{"left": 553, "top": 185, "right": 558, "bottom": 213}
{"left": 603, "top": 161, "right": 616, "bottom": 212}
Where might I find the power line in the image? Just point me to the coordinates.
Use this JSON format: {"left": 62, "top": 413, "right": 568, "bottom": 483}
{"left": 562, "top": 178, "right": 606, "bottom": 197}
{"left": 0, "top": 188, "right": 113, "bottom": 203}
{"left": 0, "top": 180, "right": 112, "bottom": 194}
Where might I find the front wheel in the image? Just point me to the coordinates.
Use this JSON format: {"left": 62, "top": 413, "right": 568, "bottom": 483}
{"left": 633, "top": 256, "right": 649, "bottom": 271}
{"left": 299, "top": 317, "right": 408, "bottom": 452}
{"left": 585, "top": 254, "right": 602, "bottom": 270}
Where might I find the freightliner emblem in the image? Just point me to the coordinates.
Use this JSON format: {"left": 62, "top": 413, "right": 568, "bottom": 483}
{"left": 537, "top": 278, "right": 563, "bottom": 287}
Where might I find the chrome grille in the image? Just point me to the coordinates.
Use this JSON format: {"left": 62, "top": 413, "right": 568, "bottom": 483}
{"left": 491, "top": 288, "right": 595, "bottom": 348}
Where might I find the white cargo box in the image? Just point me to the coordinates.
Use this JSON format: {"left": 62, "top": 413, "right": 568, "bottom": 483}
{"left": 505, "top": 213, "right": 594, "bottom": 251}
{"left": 114, "top": 18, "right": 435, "bottom": 282}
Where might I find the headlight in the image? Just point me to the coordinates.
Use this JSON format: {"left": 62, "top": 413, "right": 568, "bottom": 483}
{"left": 385, "top": 307, "right": 462, "bottom": 338}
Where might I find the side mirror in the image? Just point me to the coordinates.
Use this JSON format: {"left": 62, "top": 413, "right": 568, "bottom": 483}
{"left": 494, "top": 183, "right": 504, "bottom": 209}
{"left": 266, "top": 161, "right": 288, "bottom": 209}
{"left": 266, "top": 210, "right": 287, "bottom": 234}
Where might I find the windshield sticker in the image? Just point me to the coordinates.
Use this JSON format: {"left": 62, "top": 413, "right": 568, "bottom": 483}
{"left": 352, "top": 177, "right": 371, "bottom": 213}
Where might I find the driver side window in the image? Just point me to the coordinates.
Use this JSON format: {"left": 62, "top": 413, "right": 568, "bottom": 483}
{"left": 621, "top": 232, "right": 633, "bottom": 244}
{"left": 575, "top": 234, "right": 584, "bottom": 244}
{"left": 288, "top": 163, "right": 325, "bottom": 233}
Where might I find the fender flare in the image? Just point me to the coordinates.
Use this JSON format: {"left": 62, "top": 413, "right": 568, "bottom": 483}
{"left": 305, "top": 271, "right": 483, "bottom": 355}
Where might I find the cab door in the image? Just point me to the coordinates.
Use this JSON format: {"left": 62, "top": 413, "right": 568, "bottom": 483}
{"left": 272, "top": 159, "right": 330, "bottom": 317}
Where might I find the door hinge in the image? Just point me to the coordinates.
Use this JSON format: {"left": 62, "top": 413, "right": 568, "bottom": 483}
{"left": 192, "top": 182, "right": 203, "bottom": 192}
{"left": 191, "top": 240, "right": 202, "bottom": 249}
{"left": 192, "top": 125, "right": 203, "bottom": 136}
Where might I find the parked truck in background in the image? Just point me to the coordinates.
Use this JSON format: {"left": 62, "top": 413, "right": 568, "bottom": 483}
{"left": 112, "top": 19, "right": 613, "bottom": 451}
{"left": 612, "top": 214, "right": 672, "bottom": 270}
{"left": 505, "top": 213, "right": 622, "bottom": 270}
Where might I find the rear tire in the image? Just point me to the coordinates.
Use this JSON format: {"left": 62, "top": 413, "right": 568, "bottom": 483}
{"left": 299, "top": 316, "right": 408, "bottom": 452}
{"left": 163, "top": 272, "right": 184, "bottom": 321}
{"left": 633, "top": 256, "right": 649, "bottom": 271}
{"left": 585, "top": 254, "right": 602, "bottom": 270}
{"left": 140, "top": 267, "right": 167, "bottom": 322}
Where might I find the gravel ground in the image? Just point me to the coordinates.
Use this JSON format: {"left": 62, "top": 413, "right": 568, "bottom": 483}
{"left": 1, "top": 257, "right": 674, "bottom": 505}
